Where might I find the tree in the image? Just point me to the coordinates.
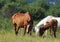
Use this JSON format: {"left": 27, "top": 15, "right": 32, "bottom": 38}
{"left": 46, "top": 4, "right": 60, "bottom": 17}
{"left": 23, "top": 0, "right": 49, "bottom": 20}
{"left": 1, "top": 0, "right": 28, "bottom": 18}
{"left": 0, "top": 0, "right": 49, "bottom": 20}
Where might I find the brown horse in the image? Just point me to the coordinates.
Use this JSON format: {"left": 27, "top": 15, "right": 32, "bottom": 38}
{"left": 39, "top": 19, "right": 58, "bottom": 37}
{"left": 12, "top": 12, "right": 33, "bottom": 35}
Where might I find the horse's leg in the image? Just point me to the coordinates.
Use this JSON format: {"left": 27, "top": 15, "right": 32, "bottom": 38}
{"left": 27, "top": 24, "right": 33, "bottom": 35}
{"left": 16, "top": 26, "right": 20, "bottom": 35}
{"left": 13, "top": 23, "right": 17, "bottom": 35}
{"left": 50, "top": 27, "right": 52, "bottom": 36}
{"left": 29, "top": 25, "right": 32, "bottom": 35}
{"left": 24, "top": 25, "right": 27, "bottom": 35}
{"left": 53, "top": 29, "right": 56, "bottom": 38}
{"left": 52, "top": 26, "right": 57, "bottom": 38}
{"left": 28, "top": 26, "right": 31, "bottom": 35}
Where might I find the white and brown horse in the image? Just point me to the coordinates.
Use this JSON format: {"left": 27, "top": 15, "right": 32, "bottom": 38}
{"left": 35, "top": 16, "right": 60, "bottom": 36}
{"left": 39, "top": 19, "right": 58, "bottom": 37}
{"left": 35, "top": 16, "right": 53, "bottom": 34}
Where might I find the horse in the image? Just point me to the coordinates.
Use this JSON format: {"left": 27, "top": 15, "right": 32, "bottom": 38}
{"left": 12, "top": 12, "right": 33, "bottom": 35}
{"left": 35, "top": 16, "right": 53, "bottom": 34}
{"left": 35, "top": 15, "right": 60, "bottom": 36}
{"left": 39, "top": 19, "right": 58, "bottom": 38}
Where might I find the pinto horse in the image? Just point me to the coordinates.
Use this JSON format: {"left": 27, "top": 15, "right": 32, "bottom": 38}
{"left": 39, "top": 19, "right": 58, "bottom": 37}
{"left": 35, "top": 16, "right": 60, "bottom": 36}
{"left": 12, "top": 12, "right": 33, "bottom": 35}
{"left": 35, "top": 16, "right": 53, "bottom": 34}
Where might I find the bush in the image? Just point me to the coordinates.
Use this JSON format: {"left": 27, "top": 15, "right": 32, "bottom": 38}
{"left": 0, "top": 18, "right": 13, "bottom": 31}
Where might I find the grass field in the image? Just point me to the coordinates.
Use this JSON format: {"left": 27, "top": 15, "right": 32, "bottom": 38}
{"left": 0, "top": 29, "right": 60, "bottom": 42}
{"left": 0, "top": 18, "right": 60, "bottom": 42}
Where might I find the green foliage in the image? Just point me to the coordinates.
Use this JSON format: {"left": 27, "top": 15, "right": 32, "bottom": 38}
{"left": 46, "top": 4, "right": 60, "bottom": 17}
{"left": 1, "top": 0, "right": 28, "bottom": 18}
{"left": 23, "top": 0, "right": 48, "bottom": 20}
{"left": 0, "top": 0, "right": 5, "bottom": 8}
{"left": 2, "top": 2, "right": 17, "bottom": 18}
{"left": 0, "top": 0, "right": 49, "bottom": 20}
{"left": 0, "top": 18, "right": 13, "bottom": 31}
{"left": 0, "top": 0, "right": 60, "bottom": 20}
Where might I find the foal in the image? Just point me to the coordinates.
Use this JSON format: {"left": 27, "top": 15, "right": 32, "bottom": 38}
{"left": 39, "top": 19, "right": 58, "bottom": 37}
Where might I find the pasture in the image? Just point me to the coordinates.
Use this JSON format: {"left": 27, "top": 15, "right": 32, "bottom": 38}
{"left": 0, "top": 18, "right": 60, "bottom": 42}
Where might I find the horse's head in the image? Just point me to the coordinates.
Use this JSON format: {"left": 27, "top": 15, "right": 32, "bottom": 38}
{"left": 25, "top": 12, "right": 31, "bottom": 22}
{"left": 34, "top": 24, "right": 45, "bottom": 35}
{"left": 39, "top": 24, "right": 45, "bottom": 36}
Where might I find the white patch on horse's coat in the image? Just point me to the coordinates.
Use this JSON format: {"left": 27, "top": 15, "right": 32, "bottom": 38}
{"left": 35, "top": 27, "right": 39, "bottom": 34}
{"left": 26, "top": 24, "right": 30, "bottom": 33}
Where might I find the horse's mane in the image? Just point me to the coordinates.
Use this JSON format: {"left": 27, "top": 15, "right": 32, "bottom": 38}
{"left": 35, "top": 15, "right": 53, "bottom": 27}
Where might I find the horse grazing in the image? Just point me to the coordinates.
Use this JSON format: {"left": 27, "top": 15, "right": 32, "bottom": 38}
{"left": 35, "top": 15, "right": 60, "bottom": 36}
{"left": 12, "top": 12, "right": 33, "bottom": 35}
{"left": 35, "top": 16, "right": 53, "bottom": 34}
{"left": 39, "top": 19, "right": 58, "bottom": 37}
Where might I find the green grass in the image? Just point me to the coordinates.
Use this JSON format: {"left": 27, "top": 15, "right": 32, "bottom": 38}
{"left": 0, "top": 29, "right": 60, "bottom": 42}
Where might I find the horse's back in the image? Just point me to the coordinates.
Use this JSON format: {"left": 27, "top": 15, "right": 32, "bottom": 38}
{"left": 12, "top": 12, "right": 32, "bottom": 26}
{"left": 35, "top": 16, "right": 53, "bottom": 27}
{"left": 12, "top": 13, "right": 24, "bottom": 25}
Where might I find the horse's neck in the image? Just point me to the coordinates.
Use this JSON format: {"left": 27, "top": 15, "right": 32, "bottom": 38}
{"left": 36, "top": 16, "right": 53, "bottom": 27}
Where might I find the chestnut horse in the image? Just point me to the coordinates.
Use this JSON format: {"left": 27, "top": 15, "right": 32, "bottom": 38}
{"left": 39, "top": 19, "right": 58, "bottom": 37}
{"left": 12, "top": 12, "right": 33, "bottom": 35}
